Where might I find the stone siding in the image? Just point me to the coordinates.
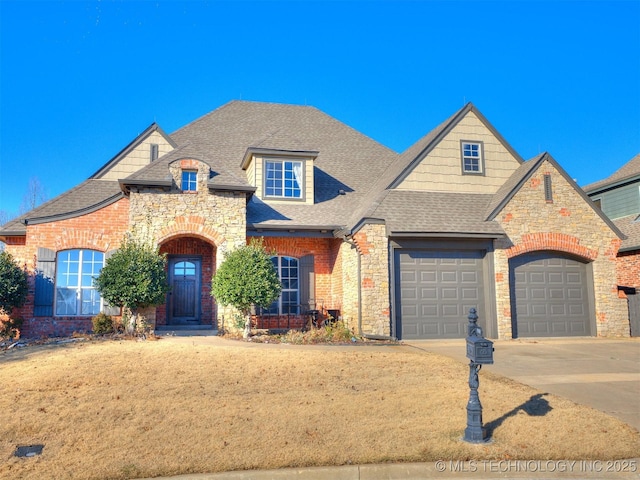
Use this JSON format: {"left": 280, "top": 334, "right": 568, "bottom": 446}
{"left": 353, "top": 223, "right": 391, "bottom": 336}
{"left": 494, "top": 160, "right": 628, "bottom": 338}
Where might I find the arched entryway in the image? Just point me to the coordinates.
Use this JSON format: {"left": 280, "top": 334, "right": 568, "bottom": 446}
{"left": 157, "top": 237, "right": 216, "bottom": 328}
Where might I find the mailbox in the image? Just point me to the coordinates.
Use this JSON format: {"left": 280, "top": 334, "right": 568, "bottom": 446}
{"left": 465, "top": 307, "right": 494, "bottom": 365}
{"left": 466, "top": 335, "right": 494, "bottom": 364}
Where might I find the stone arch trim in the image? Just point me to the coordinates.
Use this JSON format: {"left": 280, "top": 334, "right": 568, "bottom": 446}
{"left": 506, "top": 233, "right": 598, "bottom": 261}
{"left": 157, "top": 216, "right": 225, "bottom": 247}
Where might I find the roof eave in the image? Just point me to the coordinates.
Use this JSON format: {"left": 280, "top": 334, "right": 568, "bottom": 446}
{"left": 388, "top": 231, "right": 506, "bottom": 239}
{"left": 247, "top": 223, "right": 343, "bottom": 238}
{"left": 584, "top": 174, "right": 640, "bottom": 196}
{"left": 119, "top": 179, "right": 173, "bottom": 192}
{"left": 22, "top": 192, "right": 125, "bottom": 226}
{"left": 208, "top": 183, "right": 257, "bottom": 194}
{"left": 241, "top": 147, "right": 319, "bottom": 170}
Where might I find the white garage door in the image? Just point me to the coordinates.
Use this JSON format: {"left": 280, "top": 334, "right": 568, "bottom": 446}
{"left": 396, "top": 250, "right": 485, "bottom": 339}
{"left": 511, "top": 252, "right": 592, "bottom": 337}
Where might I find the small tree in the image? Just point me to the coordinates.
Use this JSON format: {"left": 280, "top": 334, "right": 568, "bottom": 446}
{"left": 0, "top": 251, "right": 28, "bottom": 316}
{"left": 94, "top": 235, "right": 169, "bottom": 335}
{"left": 211, "top": 239, "right": 281, "bottom": 338}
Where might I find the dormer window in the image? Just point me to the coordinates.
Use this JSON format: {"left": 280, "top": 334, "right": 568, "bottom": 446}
{"left": 182, "top": 170, "right": 197, "bottom": 192}
{"left": 461, "top": 141, "right": 484, "bottom": 174}
{"left": 265, "top": 160, "right": 303, "bottom": 199}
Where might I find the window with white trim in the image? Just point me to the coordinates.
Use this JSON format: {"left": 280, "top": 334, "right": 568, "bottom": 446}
{"left": 182, "top": 170, "right": 197, "bottom": 191}
{"left": 265, "top": 160, "right": 303, "bottom": 199}
{"left": 266, "top": 256, "right": 299, "bottom": 315}
{"left": 461, "top": 142, "right": 483, "bottom": 174}
{"left": 55, "top": 249, "right": 104, "bottom": 316}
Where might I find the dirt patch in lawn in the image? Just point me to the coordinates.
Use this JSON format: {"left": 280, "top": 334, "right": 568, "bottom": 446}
{"left": 0, "top": 338, "right": 638, "bottom": 480}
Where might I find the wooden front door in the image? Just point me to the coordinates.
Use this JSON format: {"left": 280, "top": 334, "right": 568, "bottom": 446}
{"left": 168, "top": 257, "right": 201, "bottom": 324}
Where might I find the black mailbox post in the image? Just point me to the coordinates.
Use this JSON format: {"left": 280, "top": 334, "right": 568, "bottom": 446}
{"left": 464, "top": 308, "right": 493, "bottom": 443}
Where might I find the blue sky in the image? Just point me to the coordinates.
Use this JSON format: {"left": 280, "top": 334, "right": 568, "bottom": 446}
{"left": 1, "top": 0, "right": 639, "bottom": 219}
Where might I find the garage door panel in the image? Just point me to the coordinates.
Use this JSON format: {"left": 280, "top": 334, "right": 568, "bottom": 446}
{"left": 530, "top": 288, "right": 546, "bottom": 300}
{"left": 511, "top": 253, "right": 591, "bottom": 337}
{"left": 421, "top": 304, "right": 438, "bottom": 316}
{"left": 441, "top": 288, "right": 458, "bottom": 300}
{"left": 461, "top": 271, "right": 478, "bottom": 283}
{"left": 397, "top": 250, "right": 485, "bottom": 339}
{"left": 441, "top": 271, "right": 457, "bottom": 283}
{"left": 548, "top": 272, "right": 564, "bottom": 284}
{"left": 529, "top": 272, "right": 546, "bottom": 284}
{"left": 461, "top": 288, "right": 480, "bottom": 300}
{"left": 566, "top": 273, "right": 582, "bottom": 284}
{"left": 421, "top": 287, "right": 437, "bottom": 299}
{"left": 421, "top": 271, "right": 437, "bottom": 282}
{"left": 549, "top": 288, "right": 565, "bottom": 299}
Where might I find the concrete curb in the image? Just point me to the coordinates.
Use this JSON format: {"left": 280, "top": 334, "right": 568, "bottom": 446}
{"left": 141, "top": 459, "right": 640, "bottom": 479}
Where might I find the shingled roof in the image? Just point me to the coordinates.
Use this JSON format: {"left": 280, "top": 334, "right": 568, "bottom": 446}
{"left": 583, "top": 153, "right": 640, "bottom": 193}
{"left": 169, "top": 101, "right": 398, "bottom": 230}
{"left": 367, "top": 190, "right": 504, "bottom": 237}
{"left": 0, "top": 180, "right": 123, "bottom": 236}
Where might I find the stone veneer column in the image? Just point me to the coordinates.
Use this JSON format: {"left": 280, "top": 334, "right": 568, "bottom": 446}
{"left": 353, "top": 223, "right": 391, "bottom": 336}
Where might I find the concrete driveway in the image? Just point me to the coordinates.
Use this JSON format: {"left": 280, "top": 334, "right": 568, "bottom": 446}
{"left": 404, "top": 337, "right": 640, "bottom": 431}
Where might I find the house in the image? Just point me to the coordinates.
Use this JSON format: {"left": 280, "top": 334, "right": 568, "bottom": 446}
{"left": 0, "top": 101, "right": 630, "bottom": 339}
{"left": 584, "top": 154, "right": 640, "bottom": 336}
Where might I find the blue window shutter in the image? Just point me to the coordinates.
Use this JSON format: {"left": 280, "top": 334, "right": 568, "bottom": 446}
{"left": 299, "top": 255, "right": 315, "bottom": 310}
{"left": 34, "top": 247, "right": 56, "bottom": 316}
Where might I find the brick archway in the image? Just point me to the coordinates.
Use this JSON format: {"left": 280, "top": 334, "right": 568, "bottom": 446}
{"left": 506, "top": 233, "right": 598, "bottom": 262}
{"left": 157, "top": 216, "right": 226, "bottom": 247}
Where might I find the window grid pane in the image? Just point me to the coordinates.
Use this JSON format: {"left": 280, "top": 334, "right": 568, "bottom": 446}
{"left": 182, "top": 171, "right": 197, "bottom": 191}
{"left": 265, "top": 256, "right": 299, "bottom": 315}
{"left": 265, "top": 161, "right": 302, "bottom": 198}
{"left": 462, "top": 143, "right": 482, "bottom": 173}
{"left": 55, "top": 250, "right": 104, "bottom": 316}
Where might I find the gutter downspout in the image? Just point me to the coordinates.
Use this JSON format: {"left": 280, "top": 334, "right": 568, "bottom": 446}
{"left": 343, "top": 235, "right": 395, "bottom": 341}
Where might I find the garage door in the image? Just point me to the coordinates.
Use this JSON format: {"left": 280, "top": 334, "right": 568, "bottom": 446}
{"left": 396, "top": 250, "right": 485, "bottom": 339}
{"left": 511, "top": 253, "right": 592, "bottom": 337}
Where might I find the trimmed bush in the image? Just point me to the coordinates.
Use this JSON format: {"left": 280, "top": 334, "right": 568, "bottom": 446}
{"left": 92, "top": 313, "right": 114, "bottom": 335}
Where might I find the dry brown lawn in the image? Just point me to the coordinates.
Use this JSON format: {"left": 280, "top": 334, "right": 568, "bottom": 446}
{"left": 0, "top": 337, "right": 638, "bottom": 480}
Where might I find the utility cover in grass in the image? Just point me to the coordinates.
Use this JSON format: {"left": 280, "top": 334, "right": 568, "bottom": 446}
{"left": 14, "top": 445, "right": 44, "bottom": 457}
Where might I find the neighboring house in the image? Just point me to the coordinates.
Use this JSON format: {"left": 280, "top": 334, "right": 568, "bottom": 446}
{"left": 0, "top": 101, "right": 630, "bottom": 339}
{"left": 584, "top": 154, "right": 640, "bottom": 336}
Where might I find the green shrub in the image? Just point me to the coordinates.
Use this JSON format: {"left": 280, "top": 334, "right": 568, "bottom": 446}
{"left": 94, "top": 235, "right": 169, "bottom": 335}
{"left": 92, "top": 313, "right": 114, "bottom": 334}
{"left": 0, "top": 251, "right": 28, "bottom": 316}
{"left": 211, "top": 238, "right": 281, "bottom": 338}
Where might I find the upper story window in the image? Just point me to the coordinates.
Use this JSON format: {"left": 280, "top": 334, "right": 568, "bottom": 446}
{"left": 265, "top": 160, "right": 303, "bottom": 199}
{"left": 55, "top": 249, "right": 104, "bottom": 316}
{"left": 461, "top": 141, "right": 484, "bottom": 174}
{"left": 182, "top": 170, "right": 197, "bottom": 192}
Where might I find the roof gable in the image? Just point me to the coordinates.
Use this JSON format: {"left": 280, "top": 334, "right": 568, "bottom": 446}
{"left": 389, "top": 103, "right": 523, "bottom": 193}
{"left": 91, "top": 123, "right": 177, "bottom": 180}
{"left": 487, "top": 152, "right": 624, "bottom": 239}
{"left": 346, "top": 103, "right": 524, "bottom": 232}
